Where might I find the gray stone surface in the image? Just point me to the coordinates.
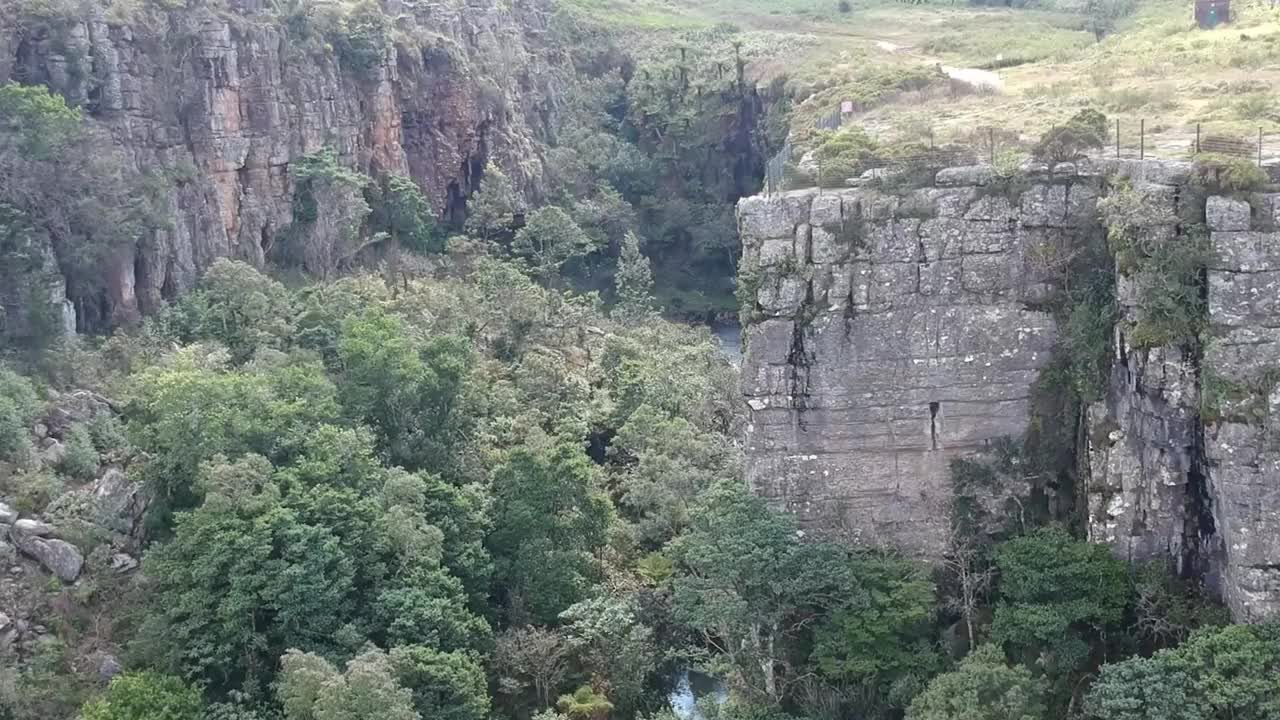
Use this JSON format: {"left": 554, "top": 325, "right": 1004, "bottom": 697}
{"left": 11, "top": 534, "right": 83, "bottom": 583}
{"left": 1204, "top": 217, "right": 1280, "bottom": 620}
{"left": 742, "top": 174, "right": 1280, "bottom": 621}
{"left": 739, "top": 179, "right": 1095, "bottom": 556}
{"left": 1207, "top": 196, "right": 1252, "bottom": 232}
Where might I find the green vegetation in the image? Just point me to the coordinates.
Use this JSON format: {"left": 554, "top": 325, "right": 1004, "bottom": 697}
{"left": 79, "top": 672, "right": 203, "bottom": 720}
{"left": 4, "top": 2, "right": 1280, "bottom": 720}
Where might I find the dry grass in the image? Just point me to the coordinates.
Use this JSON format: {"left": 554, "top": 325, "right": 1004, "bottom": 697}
{"left": 564, "top": 0, "right": 1280, "bottom": 159}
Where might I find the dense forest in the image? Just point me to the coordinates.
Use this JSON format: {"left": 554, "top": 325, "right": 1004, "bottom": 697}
{"left": 2, "top": 0, "right": 1280, "bottom": 719}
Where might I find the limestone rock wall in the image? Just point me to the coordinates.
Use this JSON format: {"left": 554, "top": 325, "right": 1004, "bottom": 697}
{"left": 739, "top": 161, "right": 1280, "bottom": 621}
{"left": 738, "top": 169, "right": 1100, "bottom": 556}
{"left": 1, "top": 0, "right": 562, "bottom": 329}
{"left": 1203, "top": 194, "right": 1280, "bottom": 620}
{"left": 1085, "top": 162, "right": 1207, "bottom": 572}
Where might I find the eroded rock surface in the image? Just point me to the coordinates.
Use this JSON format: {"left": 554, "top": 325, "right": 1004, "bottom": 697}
{"left": 2, "top": 0, "right": 562, "bottom": 331}
{"left": 741, "top": 163, "right": 1280, "bottom": 621}
{"left": 738, "top": 170, "right": 1099, "bottom": 556}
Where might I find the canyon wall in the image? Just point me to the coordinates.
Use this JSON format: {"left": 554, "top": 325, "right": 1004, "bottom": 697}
{"left": 738, "top": 160, "right": 1280, "bottom": 621}
{"left": 0, "top": 0, "right": 564, "bottom": 330}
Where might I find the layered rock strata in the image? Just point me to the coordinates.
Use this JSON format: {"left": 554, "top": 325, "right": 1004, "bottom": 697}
{"left": 740, "top": 161, "right": 1280, "bottom": 621}
{"left": 1, "top": 0, "right": 562, "bottom": 329}
{"left": 738, "top": 168, "right": 1100, "bottom": 557}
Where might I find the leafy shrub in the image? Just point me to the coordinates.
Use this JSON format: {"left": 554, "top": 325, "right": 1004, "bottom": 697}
{"left": 1192, "top": 153, "right": 1268, "bottom": 193}
{"left": 2, "top": 468, "right": 63, "bottom": 515}
{"left": 1033, "top": 108, "right": 1108, "bottom": 163}
{"left": 813, "top": 127, "right": 881, "bottom": 187}
{"left": 80, "top": 672, "right": 203, "bottom": 720}
{"left": 0, "top": 366, "right": 40, "bottom": 459}
{"left": 58, "top": 422, "right": 98, "bottom": 481}
{"left": 1234, "top": 93, "right": 1278, "bottom": 121}
{"left": 87, "top": 411, "right": 128, "bottom": 455}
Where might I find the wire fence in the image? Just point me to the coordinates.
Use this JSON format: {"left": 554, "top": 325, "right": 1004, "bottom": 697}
{"left": 764, "top": 110, "right": 1280, "bottom": 195}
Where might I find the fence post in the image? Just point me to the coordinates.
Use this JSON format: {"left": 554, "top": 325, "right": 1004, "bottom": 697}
{"left": 1196, "top": 122, "right": 1201, "bottom": 155}
{"left": 1115, "top": 119, "right": 1120, "bottom": 158}
{"left": 1259, "top": 127, "right": 1264, "bottom": 167}
{"left": 1139, "top": 119, "right": 1145, "bottom": 161}
{"left": 989, "top": 128, "right": 995, "bottom": 164}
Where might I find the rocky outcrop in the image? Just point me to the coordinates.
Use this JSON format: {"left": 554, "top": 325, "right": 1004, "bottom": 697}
{"left": 1202, "top": 196, "right": 1280, "bottom": 620}
{"left": 738, "top": 168, "right": 1100, "bottom": 556}
{"left": 2, "top": 0, "right": 564, "bottom": 331}
{"left": 739, "top": 161, "right": 1280, "bottom": 621}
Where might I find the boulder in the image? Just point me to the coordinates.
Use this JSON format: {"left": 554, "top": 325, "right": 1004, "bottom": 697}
{"left": 95, "top": 653, "right": 123, "bottom": 681}
{"left": 12, "top": 534, "right": 84, "bottom": 582}
{"left": 42, "top": 390, "right": 113, "bottom": 438}
{"left": 0, "top": 502, "right": 15, "bottom": 525}
{"left": 39, "top": 439, "right": 66, "bottom": 468}
{"left": 110, "top": 553, "right": 139, "bottom": 573}
{"left": 93, "top": 468, "right": 149, "bottom": 539}
{"left": 12, "top": 518, "right": 53, "bottom": 537}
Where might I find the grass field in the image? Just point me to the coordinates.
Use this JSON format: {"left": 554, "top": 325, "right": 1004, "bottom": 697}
{"left": 563, "top": 0, "right": 1280, "bottom": 160}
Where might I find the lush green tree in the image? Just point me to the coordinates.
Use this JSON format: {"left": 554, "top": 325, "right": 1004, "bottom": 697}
{"left": 0, "top": 365, "right": 40, "bottom": 459}
{"left": 373, "top": 567, "right": 492, "bottom": 652}
{"left": 464, "top": 163, "right": 523, "bottom": 242}
{"left": 166, "top": 259, "right": 295, "bottom": 363}
{"left": 560, "top": 595, "right": 658, "bottom": 715}
{"left": 369, "top": 174, "right": 441, "bottom": 286}
{"left": 487, "top": 442, "right": 613, "bottom": 624}
{"left": 382, "top": 468, "right": 494, "bottom": 610}
{"left": 811, "top": 553, "right": 940, "bottom": 690}
{"left": 79, "top": 672, "right": 203, "bottom": 720}
{"left": 1165, "top": 624, "right": 1280, "bottom": 720}
{"left": 334, "top": 306, "right": 471, "bottom": 471}
{"left": 126, "top": 348, "right": 342, "bottom": 522}
{"left": 139, "top": 456, "right": 357, "bottom": 693}
{"left": 570, "top": 183, "right": 636, "bottom": 250}
{"left": 906, "top": 645, "right": 1045, "bottom": 720}
{"left": 609, "top": 404, "right": 735, "bottom": 547}
{"left": 613, "top": 231, "right": 656, "bottom": 322}
{"left": 1084, "top": 655, "right": 1200, "bottom": 720}
{"left": 991, "top": 527, "right": 1128, "bottom": 678}
{"left": 513, "top": 206, "right": 600, "bottom": 287}
{"left": 669, "top": 480, "right": 851, "bottom": 704}
{"left": 278, "top": 648, "right": 420, "bottom": 720}
{"left": 58, "top": 421, "right": 98, "bottom": 480}
{"left": 389, "top": 645, "right": 490, "bottom": 720}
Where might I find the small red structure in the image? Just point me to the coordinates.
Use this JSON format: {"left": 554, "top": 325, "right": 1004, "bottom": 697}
{"left": 1196, "top": 0, "right": 1229, "bottom": 28}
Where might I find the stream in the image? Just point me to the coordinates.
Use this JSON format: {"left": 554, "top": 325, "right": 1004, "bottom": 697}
{"left": 668, "top": 668, "right": 729, "bottom": 720}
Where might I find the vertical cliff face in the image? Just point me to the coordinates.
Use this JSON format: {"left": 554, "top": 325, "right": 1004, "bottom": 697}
{"left": 737, "top": 167, "right": 1100, "bottom": 556}
{"left": 1202, "top": 194, "right": 1280, "bottom": 620}
{"left": 739, "top": 160, "right": 1280, "bottom": 621}
{"left": 1, "top": 0, "right": 563, "bottom": 331}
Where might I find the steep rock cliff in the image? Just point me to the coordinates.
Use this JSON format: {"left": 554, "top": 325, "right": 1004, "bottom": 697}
{"left": 1, "top": 0, "right": 563, "bottom": 331}
{"left": 739, "top": 160, "right": 1280, "bottom": 621}
{"left": 737, "top": 167, "right": 1100, "bottom": 556}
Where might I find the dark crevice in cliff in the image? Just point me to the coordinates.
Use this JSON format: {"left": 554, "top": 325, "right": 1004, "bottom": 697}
{"left": 788, "top": 286, "right": 815, "bottom": 429}
{"left": 929, "top": 401, "right": 940, "bottom": 450}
